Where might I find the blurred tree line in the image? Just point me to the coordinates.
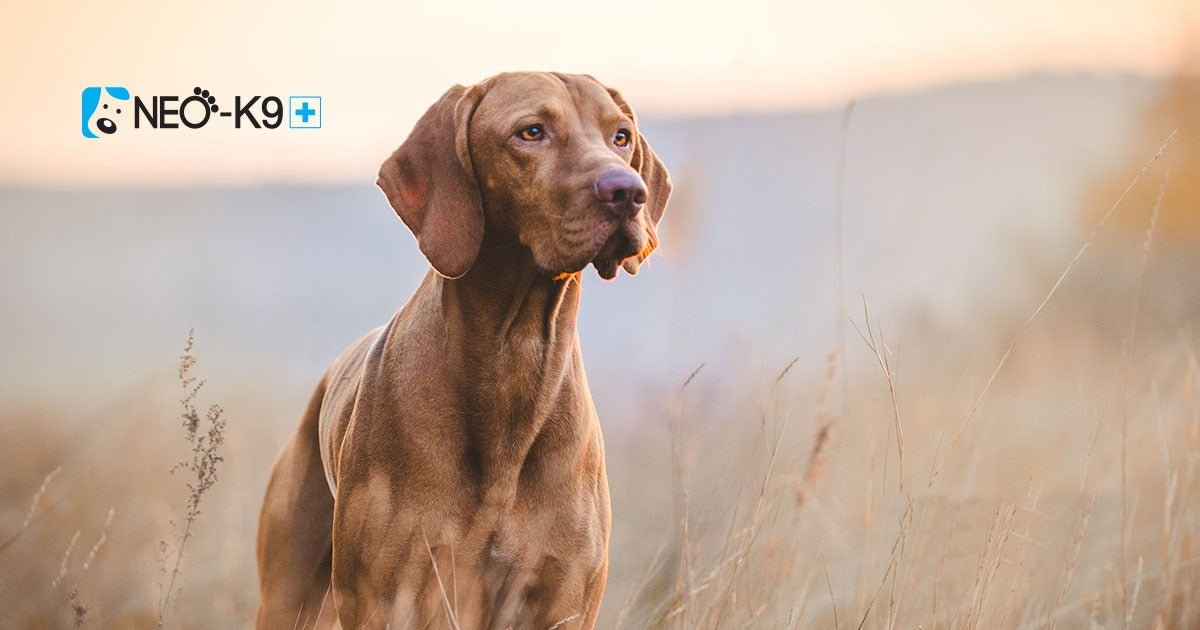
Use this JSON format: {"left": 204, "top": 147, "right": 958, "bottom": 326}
{"left": 1086, "top": 48, "right": 1200, "bottom": 243}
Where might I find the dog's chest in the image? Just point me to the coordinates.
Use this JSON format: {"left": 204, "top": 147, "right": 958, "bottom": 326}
{"left": 494, "top": 332, "right": 548, "bottom": 390}
{"left": 482, "top": 485, "right": 604, "bottom": 567}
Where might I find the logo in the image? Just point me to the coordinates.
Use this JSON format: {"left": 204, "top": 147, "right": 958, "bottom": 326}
{"left": 81, "top": 86, "right": 323, "bottom": 138}
{"left": 82, "top": 86, "right": 130, "bottom": 138}
{"left": 289, "top": 96, "right": 322, "bottom": 129}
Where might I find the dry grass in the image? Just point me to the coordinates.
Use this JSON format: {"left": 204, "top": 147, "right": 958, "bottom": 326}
{"left": 157, "top": 330, "right": 227, "bottom": 627}
{"left": 601, "top": 258, "right": 1200, "bottom": 627}
{"left": 1, "top": 147, "right": 1199, "bottom": 628}
{"left": 600, "top": 132, "right": 1199, "bottom": 628}
{"left": 0, "top": 332, "right": 230, "bottom": 628}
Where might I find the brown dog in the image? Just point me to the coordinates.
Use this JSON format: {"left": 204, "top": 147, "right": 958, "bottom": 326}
{"left": 255, "top": 72, "right": 670, "bottom": 629}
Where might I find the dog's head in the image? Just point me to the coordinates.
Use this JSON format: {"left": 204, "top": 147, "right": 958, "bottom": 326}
{"left": 377, "top": 72, "right": 671, "bottom": 280}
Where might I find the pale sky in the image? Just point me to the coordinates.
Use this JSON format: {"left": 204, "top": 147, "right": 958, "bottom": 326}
{"left": 0, "top": 0, "right": 1194, "bottom": 186}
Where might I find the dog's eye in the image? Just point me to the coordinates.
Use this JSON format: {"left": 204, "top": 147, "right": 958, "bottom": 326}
{"left": 613, "top": 128, "right": 632, "bottom": 148}
{"left": 518, "top": 125, "right": 544, "bottom": 141}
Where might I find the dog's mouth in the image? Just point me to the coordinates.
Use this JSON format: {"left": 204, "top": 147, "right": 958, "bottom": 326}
{"left": 589, "top": 219, "right": 646, "bottom": 280}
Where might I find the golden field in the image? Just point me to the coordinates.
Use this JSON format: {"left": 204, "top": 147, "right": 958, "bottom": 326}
{"left": 1, "top": 73, "right": 1199, "bottom": 628}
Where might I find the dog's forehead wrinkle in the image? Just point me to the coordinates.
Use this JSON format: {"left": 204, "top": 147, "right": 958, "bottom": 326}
{"left": 479, "top": 96, "right": 567, "bottom": 134}
{"left": 563, "top": 75, "right": 624, "bottom": 125}
{"left": 477, "top": 73, "right": 624, "bottom": 144}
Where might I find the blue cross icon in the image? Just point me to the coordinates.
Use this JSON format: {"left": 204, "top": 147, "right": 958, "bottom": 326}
{"left": 295, "top": 101, "right": 316, "bottom": 122}
{"left": 288, "top": 96, "right": 322, "bottom": 129}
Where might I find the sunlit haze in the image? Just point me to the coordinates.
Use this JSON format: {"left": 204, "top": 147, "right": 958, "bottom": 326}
{"left": 1, "top": 0, "right": 1193, "bottom": 185}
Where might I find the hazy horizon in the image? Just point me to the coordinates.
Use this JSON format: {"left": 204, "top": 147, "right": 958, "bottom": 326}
{"left": 0, "top": 72, "right": 1162, "bottom": 407}
{"left": 0, "top": 69, "right": 1169, "bottom": 191}
{"left": 2, "top": 0, "right": 1195, "bottom": 187}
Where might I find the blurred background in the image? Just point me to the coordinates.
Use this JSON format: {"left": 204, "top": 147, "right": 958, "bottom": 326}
{"left": 2, "top": 0, "right": 1199, "bottom": 627}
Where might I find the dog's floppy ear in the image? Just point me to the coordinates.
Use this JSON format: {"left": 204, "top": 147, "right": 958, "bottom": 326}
{"left": 377, "top": 84, "right": 486, "bottom": 279}
{"left": 604, "top": 85, "right": 673, "bottom": 275}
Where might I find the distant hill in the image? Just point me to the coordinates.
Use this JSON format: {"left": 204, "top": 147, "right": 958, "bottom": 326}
{"left": 0, "top": 73, "right": 1163, "bottom": 412}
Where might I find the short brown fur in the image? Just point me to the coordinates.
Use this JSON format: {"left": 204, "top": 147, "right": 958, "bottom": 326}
{"left": 256, "top": 71, "right": 670, "bottom": 629}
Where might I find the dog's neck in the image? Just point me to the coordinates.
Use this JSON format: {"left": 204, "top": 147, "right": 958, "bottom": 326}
{"left": 440, "top": 240, "right": 581, "bottom": 351}
{"left": 426, "top": 235, "right": 590, "bottom": 476}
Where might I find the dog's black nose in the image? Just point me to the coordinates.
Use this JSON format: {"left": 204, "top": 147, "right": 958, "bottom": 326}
{"left": 594, "top": 168, "right": 647, "bottom": 216}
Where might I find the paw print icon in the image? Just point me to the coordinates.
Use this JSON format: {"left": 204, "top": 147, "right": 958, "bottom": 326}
{"left": 288, "top": 96, "right": 322, "bottom": 129}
